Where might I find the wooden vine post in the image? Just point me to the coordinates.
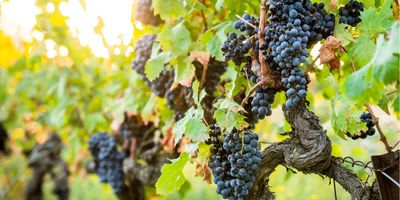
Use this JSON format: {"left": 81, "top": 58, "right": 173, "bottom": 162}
{"left": 371, "top": 150, "right": 399, "bottom": 200}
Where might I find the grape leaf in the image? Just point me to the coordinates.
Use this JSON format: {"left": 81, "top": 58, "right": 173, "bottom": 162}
{"left": 174, "top": 56, "right": 195, "bottom": 87}
{"left": 348, "top": 35, "right": 376, "bottom": 67}
{"left": 371, "top": 22, "right": 400, "bottom": 84}
{"left": 358, "top": 0, "right": 394, "bottom": 35}
{"left": 331, "top": 95, "right": 364, "bottom": 139}
{"left": 185, "top": 117, "right": 208, "bottom": 142}
{"left": 155, "top": 152, "right": 189, "bottom": 195}
{"left": 191, "top": 80, "right": 207, "bottom": 106}
{"left": 344, "top": 65, "right": 384, "bottom": 103}
{"left": 145, "top": 52, "right": 169, "bottom": 81}
{"left": 200, "top": 22, "right": 229, "bottom": 59}
{"left": 153, "top": 0, "right": 188, "bottom": 21}
{"left": 158, "top": 22, "right": 192, "bottom": 59}
{"left": 345, "top": 22, "right": 399, "bottom": 103}
{"left": 198, "top": 142, "right": 210, "bottom": 163}
{"left": 378, "top": 92, "right": 390, "bottom": 115}
{"left": 172, "top": 107, "right": 207, "bottom": 144}
{"left": 214, "top": 98, "right": 247, "bottom": 132}
{"left": 334, "top": 23, "right": 354, "bottom": 46}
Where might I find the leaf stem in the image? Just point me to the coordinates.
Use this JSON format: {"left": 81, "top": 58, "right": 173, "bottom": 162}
{"left": 305, "top": 55, "right": 320, "bottom": 74}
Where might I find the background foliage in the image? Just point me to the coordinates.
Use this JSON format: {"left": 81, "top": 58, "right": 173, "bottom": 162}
{"left": 0, "top": 0, "right": 398, "bottom": 199}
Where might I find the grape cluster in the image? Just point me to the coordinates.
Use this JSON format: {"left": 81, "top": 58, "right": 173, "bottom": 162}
{"left": 131, "top": 35, "right": 174, "bottom": 97}
{"left": 250, "top": 75, "right": 277, "bottom": 119}
{"left": 166, "top": 86, "right": 193, "bottom": 120}
{"left": 308, "top": 2, "right": 335, "bottom": 47}
{"left": 339, "top": 0, "right": 364, "bottom": 27}
{"left": 233, "top": 14, "right": 259, "bottom": 36}
{"left": 208, "top": 126, "right": 262, "bottom": 199}
{"left": 221, "top": 32, "right": 252, "bottom": 66}
{"left": 263, "top": 0, "right": 334, "bottom": 108}
{"left": 193, "top": 58, "right": 227, "bottom": 95}
{"left": 89, "top": 133, "right": 125, "bottom": 194}
{"left": 345, "top": 112, "right": 376, "bottom": 140}
{"left": 134, "top": 0, "right": 162, "bottom": 26}
{"left": 281, "top": 67, "right": 308, "bottom": 108}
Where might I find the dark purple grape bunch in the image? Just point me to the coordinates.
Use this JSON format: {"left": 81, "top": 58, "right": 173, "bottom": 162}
{"left": 221, "top": 32, "right": 252, "bottom": 66}
{"left": 88, "top": 133, "right": 125, "bottom": 194}
{"left": 250, "top": 76, "right": 277, "bottom": 119}
{"left": 339, "top": 0, "right": 364, "bottom": 27}
{"left": 208, "top": 126, "right": 262, "bottom": 199}
{"left": 345, "top": 112, "right": 376, "bottom": 140}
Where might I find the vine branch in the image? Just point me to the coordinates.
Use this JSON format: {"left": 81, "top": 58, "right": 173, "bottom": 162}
{"left": 248, "top": 103, "right": 380, "bottom": 200}
{"left": 366, "top": 104, "right": 392, "bottom": 152}
{"left": 258, "top": 0, "right": 270, "bottom": 79}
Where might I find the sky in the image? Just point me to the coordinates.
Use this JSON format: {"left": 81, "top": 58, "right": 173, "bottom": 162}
{"left": 0, "top": 0, "right": 135, "bottom": 58}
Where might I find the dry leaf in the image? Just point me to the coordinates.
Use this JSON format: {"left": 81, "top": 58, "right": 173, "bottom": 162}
{"left": 319, "top": 36, "right": 342, "bottom": 71}
{"left": 161, "top": 127, "right": 175, "bottom": 153}
{"left": 329, "top": 0, "right": 338, "bottom": 11}
{"left": 190, "top": 51, "right": 210, "bottom": 66}
{"left": 178, "top": 136, "right": 191, "bottom": 153}
{"left": 194, "top": 161, "right": 212, "bottom": 184}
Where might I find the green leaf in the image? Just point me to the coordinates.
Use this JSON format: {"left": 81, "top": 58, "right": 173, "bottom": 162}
{"left": 331, "top": 95, "right": 364, "bottom": 139}
{"left": 201, "top": 22, "right": 229, "bottom": 59}
{"left": 378, "top": 92, "right": 390, "bottom": 115}
{"left": 158, "top": 23, "right": 192, "bottom": 58}
{"left": 192, "top": 80, "right": 207, "bottom": 106}
{"left": 393, "top": 92, "right": 400, "bottom": 112}
{"left": 358, "top": 0, "right": 394, "bottom": 35}
{"left": 185, "top": 117, "right": 208, "bottom": 142}
{"left": 334, "top": 23, "right": 354, "bottom": 46}
{"left": 216, "top": 98, "right": 245, "bottom": 112}
{"left": 153, "top": 0, "right": 187, "bottom": 21}
{"left": 344, "top": 65, "right": 384, "bottom": 103}
{"left": 172, "top": 107, "right": 207, "bottom": 144}
{"left": 349, "top": 35, "right": 376, "bottom": 67}
{"left": 145, "top": 52, "right": 169, "bottom": 81}
{"left": 214, "top": 110, "right": 247, "bottom": 132}
{"left": 156, "top": 152, "right": 189, "bottom": 195}
{"left": 173, "top": 56, "right": 195, "bottom": 86}
{"left": 214, "top": 98, "right": 247, "bottom": 131}
{"left": 371, "top": 22, "right": 400, "bottom": 84}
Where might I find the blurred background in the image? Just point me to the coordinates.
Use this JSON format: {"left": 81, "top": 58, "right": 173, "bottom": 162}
{"left": 0, "top": 0, "right": 398, "bottom": 199}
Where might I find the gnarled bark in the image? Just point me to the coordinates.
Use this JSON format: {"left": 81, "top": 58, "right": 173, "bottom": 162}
{"left": 249, "top": 103, "right": 380, "bottom": 200}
